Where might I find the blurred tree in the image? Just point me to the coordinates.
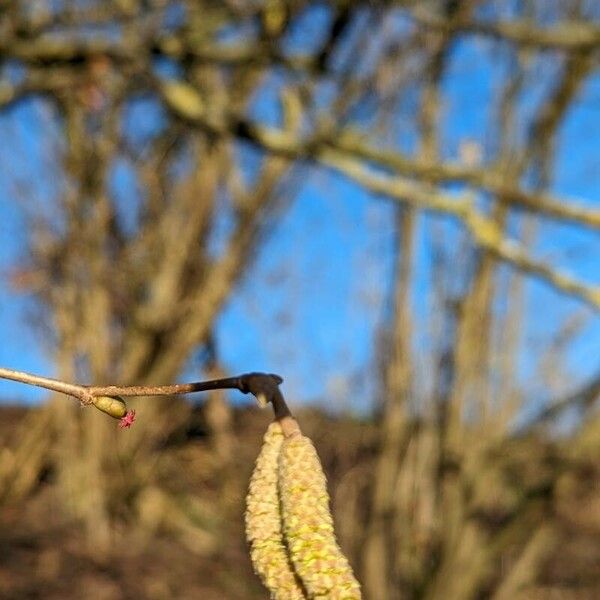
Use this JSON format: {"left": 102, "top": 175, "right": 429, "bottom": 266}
{"left": 0, "top": 0, "right": 599, "bottom": 597}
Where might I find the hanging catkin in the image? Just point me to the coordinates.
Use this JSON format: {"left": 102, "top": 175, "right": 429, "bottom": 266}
{"left": 245, "top": 421, "right": 307, "bottom": 599}
{"left": 278, "top": 434, "right": 361, "bottom": 599}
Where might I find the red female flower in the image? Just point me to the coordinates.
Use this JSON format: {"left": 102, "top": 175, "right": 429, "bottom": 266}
{"left": 119, "top": 410, "right": 136, "bottom": 429}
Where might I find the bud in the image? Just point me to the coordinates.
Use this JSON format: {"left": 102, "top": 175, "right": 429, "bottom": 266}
{"left": 92, "top": 395, "right": 128, "bottom": 419}
{"left": 245, "top": 422, "right": 306, "bottom": 599}
{"left": 278, "top": 435, "right": 361, "bottom": 599}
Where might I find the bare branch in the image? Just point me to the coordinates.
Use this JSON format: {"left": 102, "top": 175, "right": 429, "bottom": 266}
{"left": 321, "top": 152, "right": 600, "bottom": 311}
{"left": 0, "top": 367, "right": 290, "bottom": 417}
{"left": 332, "top": 133, "right": 600, "bottom": 232}
{"left": 0, "top": 367, "right": 90, "bottom": 402}
{"left": 518, "top": 371, "right": 600, "bottom": 432}
{"left": 411, "top": 8, "right": 600, "bottom": 51}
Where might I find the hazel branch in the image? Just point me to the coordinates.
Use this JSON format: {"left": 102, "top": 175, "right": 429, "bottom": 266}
{"left": 0, "top": 367, "right": 294, "bottom": 426}
{"left": 0, "top": 367, "right": 91, "bottom": 402}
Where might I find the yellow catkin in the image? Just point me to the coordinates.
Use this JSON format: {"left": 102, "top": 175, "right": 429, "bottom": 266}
{"left": 278, "top": 435, "right": 361, "bottom": 600}
{"left": 245, "top": 422, "right": 307, "bottom": 599}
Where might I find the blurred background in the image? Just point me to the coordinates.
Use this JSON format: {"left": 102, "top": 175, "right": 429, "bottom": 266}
{"left": 0, "top": 1, "right": 599, "bottom": 598}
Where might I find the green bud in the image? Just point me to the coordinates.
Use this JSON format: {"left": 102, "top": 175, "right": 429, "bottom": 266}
{"left": 92, "top": 395, "right": 128, "bottom": 419}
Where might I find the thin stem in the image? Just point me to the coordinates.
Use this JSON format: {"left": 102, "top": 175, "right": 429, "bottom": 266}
{"left": 89, "top": 376, "right": 245, "bottom": 397}
{"left": 0, "top": 367, "right": 89, "bottom": 401}
{"left": 0, "top": 367, "right": 291, "bottom": 418}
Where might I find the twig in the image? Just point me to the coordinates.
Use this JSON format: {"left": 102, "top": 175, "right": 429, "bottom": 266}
{"left": 516, "top": 370, "right": 600, "bottom": 434}
{"left": 0, "top": 367, "right": 292, "bottom": 420}
{"left": 319, "top": 151, "right": 600, "bottom": 311}
{"left": 0, "top": 368, "right": 91, "bottom": 402}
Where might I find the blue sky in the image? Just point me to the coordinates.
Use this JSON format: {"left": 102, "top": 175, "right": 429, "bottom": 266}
{"left": 0, "top": 24, "right": 599, "bottom": 417}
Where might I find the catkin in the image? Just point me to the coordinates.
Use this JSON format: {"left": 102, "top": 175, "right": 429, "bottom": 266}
{"left": 245, "top": 422, "right": 307, "bottom": 599}
{"left": 278, "top": 434, "right": 361, "bottom": 599}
